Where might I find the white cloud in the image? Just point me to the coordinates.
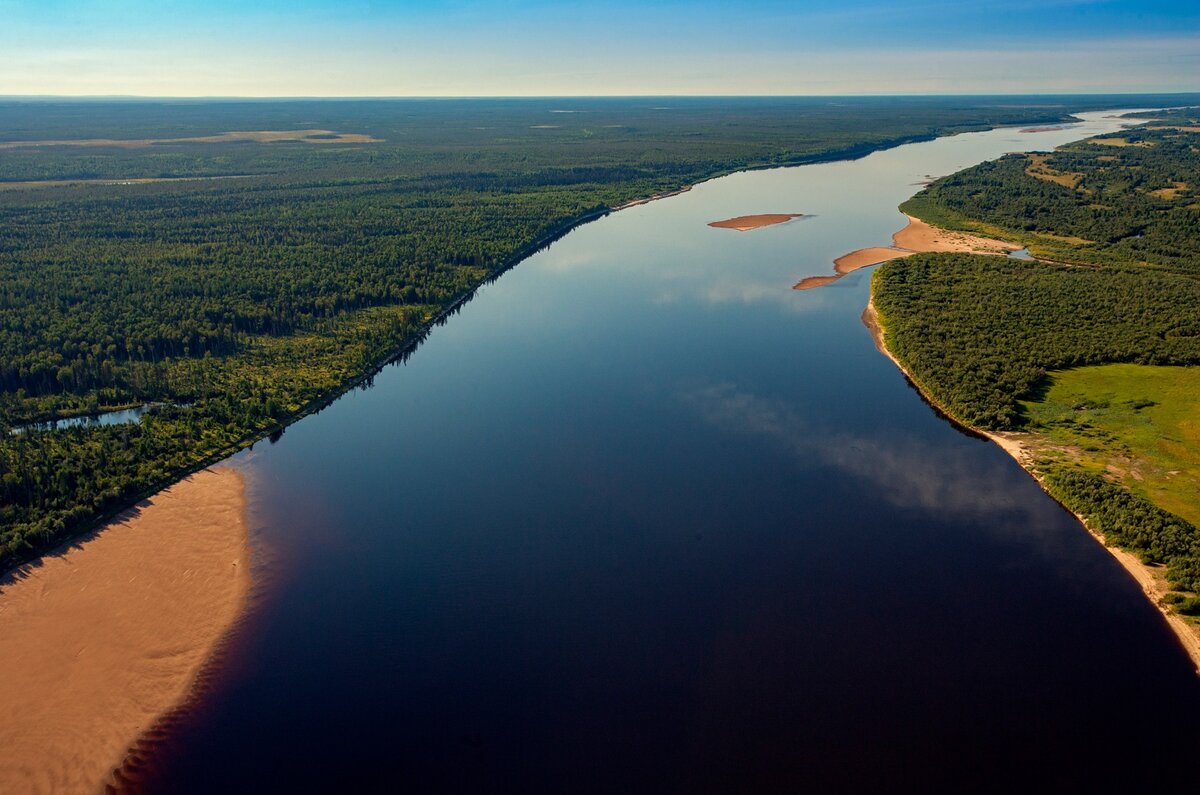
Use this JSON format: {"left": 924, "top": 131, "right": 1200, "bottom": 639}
{"left": 0, "top": 29, "right": 1196, "bottom": 95}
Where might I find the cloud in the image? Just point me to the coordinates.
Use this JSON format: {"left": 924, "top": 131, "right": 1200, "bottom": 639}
{"left": 0, "top": 0, "right": 1196, "bottom": 95}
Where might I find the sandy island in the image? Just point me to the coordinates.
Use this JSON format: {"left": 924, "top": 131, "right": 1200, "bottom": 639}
{"left": 0, "top": 467, "right": 251, "bottom": 793}
{"left": 708, "top": 213, "right": 806, "bottom": 231}
{"left": 861, "top": 299, "right": 1200, "bottom": 674}
{"left": 795, "top": 215, "right": 1021, "bottom": 290}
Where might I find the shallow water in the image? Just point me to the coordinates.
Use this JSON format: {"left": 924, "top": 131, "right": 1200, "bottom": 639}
{"left": 9, "top": 404, "right": 153, "bottom": 435}
{"left": 139, "top": 111, "right": 1200, "bottom": 791}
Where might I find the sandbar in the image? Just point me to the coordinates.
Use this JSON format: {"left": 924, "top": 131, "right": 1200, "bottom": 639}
{"left": 708, "top": 213, "right": 806, "bottom": 231}
{"left": 0, "top": 467, "right": 251, "bottom": 793}
{"left": 792, "top": 274, "right": 844, "bottom": 290}
{"left": 835, "top": 246, "right": 915, "bottom": 272}
{"left": 862, "top": 299, "right": 1200, "bottom": 674}
{"left": 796, "top": 215, "right": 1019, "bottom": 290}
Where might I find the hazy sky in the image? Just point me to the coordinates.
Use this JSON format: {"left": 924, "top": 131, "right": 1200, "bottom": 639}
{"left": 2, "top": 0, "right": 1198, "bottom": 96}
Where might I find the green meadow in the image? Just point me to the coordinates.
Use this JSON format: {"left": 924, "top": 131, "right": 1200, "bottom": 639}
{"left": 1024, "top": 364, "right": 1200, "bottom": 529}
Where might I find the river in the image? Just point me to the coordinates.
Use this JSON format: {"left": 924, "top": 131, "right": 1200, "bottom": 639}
{"left": 137, "top": 111, "right": 1200, "bottom": 790}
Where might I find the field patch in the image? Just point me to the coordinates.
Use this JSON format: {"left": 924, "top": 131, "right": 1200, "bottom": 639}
{"left": 0, "top": 129, "right": 382, "bottom": 149}
{"left": 1085, "top": 137, "right": 1151, "bottom": 148}
{"left": 1149, "top": 181, "right": 1189, "bottom": 200}
{"left": 1024, "top": 152, "right": 1085, "bottom": 189}
{"left": 1023, "top": 364, "right": 1200, "bottom": 528}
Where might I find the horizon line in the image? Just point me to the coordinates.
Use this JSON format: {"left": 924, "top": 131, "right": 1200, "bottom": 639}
{"left": 3, "top": 91, "right": 1200, "bottom": 102}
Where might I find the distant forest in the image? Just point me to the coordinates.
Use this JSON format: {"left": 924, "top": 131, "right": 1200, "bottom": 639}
{"left": 1, "top": 95, "right": 1194, "bottom": 569}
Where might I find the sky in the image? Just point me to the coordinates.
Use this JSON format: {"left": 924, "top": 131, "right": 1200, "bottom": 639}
{"left": 2, "top": 0, "right": 1198, "bottom": 96}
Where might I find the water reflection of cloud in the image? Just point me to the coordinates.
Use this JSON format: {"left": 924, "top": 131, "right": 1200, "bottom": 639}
{"left": 533, "top": 246, "right": 607, "bottom": 273}
{"left": 680, "top": 381, "right": 1045, "bottom": 525}
{"left": 535, "top": 243, "right": 830, "bottom": 312}
{"left": 696, "top": 280, "right": 832, "bottom": 312}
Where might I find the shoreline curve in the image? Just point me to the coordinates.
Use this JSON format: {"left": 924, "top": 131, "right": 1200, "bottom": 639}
{"left": 861, "top": 297, "right": 1200, "bottom": 675}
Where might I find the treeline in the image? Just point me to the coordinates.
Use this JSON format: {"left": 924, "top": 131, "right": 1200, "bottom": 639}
{"left": 1042, "top": 469, "right": 1200, "bottom": 610}
{"left": 0, "top": 304, "right": 425, "bottom": 564}
{"left": 0, "top": 181, "right": 606, "bottom": 407}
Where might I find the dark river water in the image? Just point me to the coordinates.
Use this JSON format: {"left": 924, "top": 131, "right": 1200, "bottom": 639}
{"left": 138, "top": 112, "right": 1200, "bottom": 791}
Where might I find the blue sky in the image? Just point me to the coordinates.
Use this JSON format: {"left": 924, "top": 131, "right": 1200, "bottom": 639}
{"left": 2, "top": 0, "right": 1198, "bottom": 95}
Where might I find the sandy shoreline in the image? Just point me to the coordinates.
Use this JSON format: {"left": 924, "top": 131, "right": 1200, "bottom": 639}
{"left": 795, "top": 215, "right": 1020, "bottom": 290}
{"left": 0, "top": 467, "right": 251, "bottom": 793}
{"left": 891, "top": 214, "right": 1020, "bottom": 254}
{"left": 862, "top": 297, "right": 1200, "bottom": 674}
{"left": 611, "top": 186, "right": 692, "bottom": 211}
{"left": 708, "top": 213, "right": 806, "bottom": 231}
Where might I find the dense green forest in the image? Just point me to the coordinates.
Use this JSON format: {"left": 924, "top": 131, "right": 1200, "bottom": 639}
{"left": 1, "top": 95, "right": 1194, "bottom": 570}
{"left": 873, "top": 109, "right": 1200, "bottom": 607}
{"left": 872, "top": 254, "right": 1200, "bottom": 429}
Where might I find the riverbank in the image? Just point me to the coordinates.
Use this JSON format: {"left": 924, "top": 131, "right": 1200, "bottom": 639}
{"left": 612, "top": 186, "right": 692, "bottom": 211}
{"left": 0, "top": 467, "right": 250, "bottom": 793}
{"left": 795, "top": 214, "right": 1020, "bottom": 290}
{"left": 862, "top": 296, "right": 1200, "bottom": 674}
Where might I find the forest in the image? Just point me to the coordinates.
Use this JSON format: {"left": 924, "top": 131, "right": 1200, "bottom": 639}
{"left": 871, "top": 254, "right": 1200, "bottom": 429}
{"left": 873, "top": 110, "right": 1200, "bottom": 607}
{"left": 1, "top": 95, "right": 1193, "bottom": 570}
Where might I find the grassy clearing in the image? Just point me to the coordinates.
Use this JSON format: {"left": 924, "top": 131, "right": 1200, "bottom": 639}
{"left": 1023, "top": 364, "right": 1200, "bottom": 528}
{"left": 1024, "top": 153, "right": 1085, "bottom": 190}
{"left": 1085, "top": 137, "right": 1150, "bottom": 148}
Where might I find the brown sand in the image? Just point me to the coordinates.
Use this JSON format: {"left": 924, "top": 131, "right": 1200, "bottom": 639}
{"left": 862, "top": 299, "right": 1200, "bottom": 674}
{"left": 1020, "top": 126, "right": 1068, "bottom": 133}
{"left": 890, "top": 214, "right": 1021, "bottom": 254}
{"left": 834, "top": 246, "right": 915, "bottom": 272}
{"left": 796, "top": 215, "right": 1019, "bottom": 291}
{"left": 0, "top": 467, "right": 251, "bottom": 793}
{"left": 792, "top": 275, "right": 844, "bottom": 290}
{"left": 0, "top": 129, "right": 380, "bottom": 149}
{"left": 708, "top": 213, "right": 805, "bottom": 231}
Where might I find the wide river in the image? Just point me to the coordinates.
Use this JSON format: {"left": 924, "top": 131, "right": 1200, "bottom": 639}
{"left": 141, "top": 111, "right": 1200, "bottom": 790}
